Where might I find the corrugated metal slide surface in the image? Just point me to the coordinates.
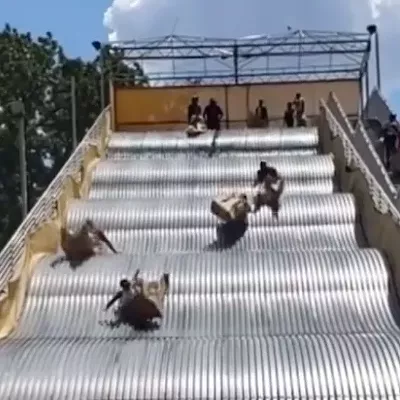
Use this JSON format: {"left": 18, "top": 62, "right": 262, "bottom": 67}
{"left": 1, "top": 128, "right": 400, "bottom": 399}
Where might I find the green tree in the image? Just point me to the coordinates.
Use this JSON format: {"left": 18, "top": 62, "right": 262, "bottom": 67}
{"left": 0, "top": 24, "right": 148, "bottom": 249}
{"left": 0, "top": 25, "right": 62, "bottom": 244}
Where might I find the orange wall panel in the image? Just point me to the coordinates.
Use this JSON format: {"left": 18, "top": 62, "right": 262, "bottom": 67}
{"left": 248, "top": 80, "right": 359, "bottom": 119}
{"left": 226, "top": 86, "right": 248, "bottom": 124}
{"left": 115, "top": 86, "right": 226, "bottom": 126}
{"left": 114, "top": 80, "right": 359, "bottom": 131}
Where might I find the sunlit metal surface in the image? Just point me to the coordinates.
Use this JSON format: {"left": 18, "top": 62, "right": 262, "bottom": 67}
{"left": 31, "top": 250, "right": 388, "bottom": 297}
{"left": 95, "top": 225, "right": 359, "bottom": 253}
{"left": 11, "top": 291, "right": 399, "bottom": 339}
{"left": 68, "top": 194, "right": 355, "bottom": 230}
{"left": 214, "top": 128, "right": 319, "bottom": 150}
{"left": 107, "top": 128, "right": 319, "bottom": 157}
{"left": 110, "top": 148, "right": 319, "bottom": 159}
{"left": 93, "top": 155, "right": 335, "bottom": 182}
{"left": 107, "top": 131, "right": 215, "bottom": 155}
{"left": 1, "top": 128, "right": 400, "bottom": 399}
{"left": 90, "top": 180, "right": 334, "bottom": 199}
{"left": 1, "top": 337, "right": 400, "bottom": 399}
{"left": 9, "top": 249, "right": 396, "bottom": 340}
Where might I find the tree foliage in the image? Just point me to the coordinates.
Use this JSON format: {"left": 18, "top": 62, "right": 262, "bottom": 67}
{"left": 0, "top": 24, "right": 148, "bottom": 249}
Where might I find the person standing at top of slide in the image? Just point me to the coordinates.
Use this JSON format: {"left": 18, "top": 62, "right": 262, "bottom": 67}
{"left": 203, "top": 98, "right": 223, "bottom": 130}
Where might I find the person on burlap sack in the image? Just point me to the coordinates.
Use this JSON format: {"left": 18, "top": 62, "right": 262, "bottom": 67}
{"left": 253, "top": 161, "right": 285, "bottom": 219}
{"left": 211, "top": 193, "right": 251, "bottom": 247}
{"left": 51, "top": 219, "right": 117, "bottom": 268}
{"left": 104, "top": 272, "right": 169, "bottom": 330}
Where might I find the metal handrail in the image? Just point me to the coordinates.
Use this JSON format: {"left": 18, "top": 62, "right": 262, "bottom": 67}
{"left": 330, "top": 92, "right": 397, "bottom": 197}
{"left": 0, "top": 106, "right": 111, "bottom": 291}
{"left": 321, "top": 99, "right": 400, "bottom": 222}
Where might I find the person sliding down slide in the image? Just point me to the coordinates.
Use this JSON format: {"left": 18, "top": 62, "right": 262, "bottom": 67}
{"left": 211, "top": 193, "right": 252, "bottom": 247}
{"left": 186, "top": 115, "right": 207, "bottom": 137}
{"left": 256, "top": 177, "right": 285, "bottom": 220}
{"left": 51, "top": 219, "right": 117, "bottom": 268}
{"left": 104, "top": 271, "right": 170, "bottom": 330}
{"left": 253, "top": 161, "right": 278, "bottom": 187}
{"left": 253, "top": 161, "right": 285, "bottom": 219}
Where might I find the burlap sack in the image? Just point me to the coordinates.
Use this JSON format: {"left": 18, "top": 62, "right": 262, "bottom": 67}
{"left": 211, "top": 194, "right": 242, "bottom": 221}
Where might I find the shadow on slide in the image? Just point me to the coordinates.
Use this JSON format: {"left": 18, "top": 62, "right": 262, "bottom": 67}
{"left": 205, "top": 220, "right": 248, "bottom": 251}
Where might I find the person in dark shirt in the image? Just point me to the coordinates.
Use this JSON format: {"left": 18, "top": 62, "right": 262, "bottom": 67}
{"left": 104, "top": 278, "right": 150, "bottom": 329}
{"left": 203, "top": 98, "right": 223, "bottom": 130}
{"left": 253, "top": 161, "right": 284, "bottom": 217}
{"left": 253, "top": 161, "right": 278, "bottom": 186}
{"left": 293, "top": 93, "right": 305, "bottom": 127}
{"left": 381, "top": 113, "right": 400, "bottom": 169}
{"left": 105, "top": 279, "right": 134, "bottom": 311}
{"left": 283, "top": 102, "right": 294, "bottom": 127}
{"left": 51, "top": 219, "right": 118, "bottom": 268}
{"left": 187, "top": 96, "right": 201, "bottom": 124}
{"left": 255, "top": 99, "right": 269, "bottom": 126}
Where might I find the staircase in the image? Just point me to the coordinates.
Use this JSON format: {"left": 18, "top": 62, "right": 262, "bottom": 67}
{"left": 0, "top": 127, "right": 400, "bottom": 399}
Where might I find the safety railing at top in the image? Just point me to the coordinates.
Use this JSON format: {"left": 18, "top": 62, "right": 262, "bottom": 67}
{"left": 0, "top": 106, "right": 111, "bottom": 291}
{"left": 328, "top": 91, "right": 398, "bottom": 199}
{"left": 321, "top": 99, "right": 400, "bottom": 222}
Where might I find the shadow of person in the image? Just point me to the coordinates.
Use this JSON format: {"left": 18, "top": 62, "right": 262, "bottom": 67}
{"left": 100, "top": 316, "right": 160, "bottom": 332}
{"left": 100, "top": 296, "right": 162, "bottom": 332}
{"left": 50, "top": 254, "right": 93, "bottom": 270}
{"left": 205, "top": 219, "right": 248, "bottom": 251}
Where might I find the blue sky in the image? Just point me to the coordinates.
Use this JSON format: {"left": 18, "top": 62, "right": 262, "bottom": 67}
{"left": 0, "top": 0, "right": 399, "bottom": 113}
{"left": 390, "top": 91, "right": 400, "bottom": 114}
{"left": 0, "top": 0, "right": 109, "bottom": 59}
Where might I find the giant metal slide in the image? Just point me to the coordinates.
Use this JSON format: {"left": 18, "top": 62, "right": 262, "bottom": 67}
{"left": 0, "top": 123, "right": 400, "bottom": 399}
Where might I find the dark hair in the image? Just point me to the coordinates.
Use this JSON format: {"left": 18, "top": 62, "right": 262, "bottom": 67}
{"left": 120, "top": 279, "right": 131, "bottom": 289}
{"left": 85, "top": 219, "right": 94, "bottom": 228}
{"left": 260, "top": 161, "right": 267, "bottom": 169}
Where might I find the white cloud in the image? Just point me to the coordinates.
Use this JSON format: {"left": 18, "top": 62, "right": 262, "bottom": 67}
{"left": 103, "top": 0, "right": 400, "bottom": 96}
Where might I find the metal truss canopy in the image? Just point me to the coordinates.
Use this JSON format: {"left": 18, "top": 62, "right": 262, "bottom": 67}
{"left": 105, "top": 29, "right": 371, "bottom": 86}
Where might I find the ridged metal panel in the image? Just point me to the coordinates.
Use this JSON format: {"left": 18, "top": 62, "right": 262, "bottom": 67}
{"left": 1, "top": 336, "right": 400, "bottom": 400}
{"left": 107, "top": 131, "right": 215, "bottom": 155}
{"left": 68, "top": 194, "right": 355, "bottom": 230}
{"left": 214, "top": 127, "right": 319, "bottom": 150}
{"left": 90, "top": 180, "right": 334, "bottom": 199}
{"left": 30, "top": 249, "right": 387, "bottom": 296}
{"left": 10, "top": 290, "right": 399, "bottom": 339}
{"left": 90, "top": 224, "right": 358, "bottom": 253}
{"left": 10, "top": 249, "right": 395, "bottom": 340}
{"left": 107, "top": 128, "right": 319, "bottom": 156}
{"left": 2, "top": 125, "right": 400, "bottom": 399}
{"left": 109, "top": 148, "right": 318, "bottom": 160}
{"left": 93, "top": 155, "right": 334, "bottom": 183}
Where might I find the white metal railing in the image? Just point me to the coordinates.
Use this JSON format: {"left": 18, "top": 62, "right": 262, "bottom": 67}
{"left": 321, "top": 99, "right": 400, "bottom": 221}
{"left": 0, "top": 106, "right": 111, "bottom": 290}
{"left": 329, "top": 92, "right": 355, "bottom": 135}
{"left": 329, "top": 92, "right": 398, "bottom": 197}
{"left": 356, "top": 121, "right": 398, "bottom": 197}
